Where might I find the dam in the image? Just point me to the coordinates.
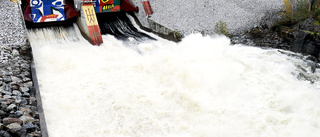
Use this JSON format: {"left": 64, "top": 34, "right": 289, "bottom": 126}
{"left": 1, "top": 0, "right": 320, "bottom": 137}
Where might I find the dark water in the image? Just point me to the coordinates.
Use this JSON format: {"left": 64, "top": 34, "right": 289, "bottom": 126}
{"left": 97, "top": 12, "right": 155, "bottom": 41}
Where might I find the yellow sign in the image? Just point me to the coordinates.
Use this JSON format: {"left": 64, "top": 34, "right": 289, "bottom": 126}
{"left": 101, "top": 0, "right": 110, "bottom": 3}
{"left": 82, "top": 4, "right": 99, "bottom": 26}
{"left": 10, "top": 0, "right": 19, "bottom": 3}
{"left": 102, "top": 4, "right": 114, "bottom": 10}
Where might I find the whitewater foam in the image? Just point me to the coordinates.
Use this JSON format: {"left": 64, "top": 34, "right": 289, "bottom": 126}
{"left": 28, "top": 25, "right": 320, "bottom": 137}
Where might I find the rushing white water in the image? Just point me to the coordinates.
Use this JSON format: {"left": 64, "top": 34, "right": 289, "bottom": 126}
{"left": 28, "top": 24, "right": 320, "bottom": 137}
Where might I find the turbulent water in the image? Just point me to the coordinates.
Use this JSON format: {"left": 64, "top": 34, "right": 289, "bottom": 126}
{"left": 28, "top": 20, "right": 320, "bottom": 137}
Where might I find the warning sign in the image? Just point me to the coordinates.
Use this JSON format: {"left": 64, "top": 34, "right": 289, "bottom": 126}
{"left": 82, "top": 3, "right": 103, "bottom": 45}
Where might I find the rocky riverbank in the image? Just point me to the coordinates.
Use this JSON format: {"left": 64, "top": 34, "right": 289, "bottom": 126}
{"left": 231, "top": 10, "right": 320, "bottom": 62}
{"left": 0, "top": 1, "right": 42, "bottom": 136}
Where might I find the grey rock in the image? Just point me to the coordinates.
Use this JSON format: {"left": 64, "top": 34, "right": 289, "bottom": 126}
{"left": 0, "top": 130, "right": 11, "bottom": 137}
{"left": 0, "top": 110, "right": 6, "bottom": 116}
{"left": 30, "top": 106, "right": 37, "bottom": 113}
{"left": 19, "top": 116, "right": 36, "bottom": 124}
{"left": 12, "top": 49, "right": 19, "bottom": 57}
{"left": 2, "top": 91, "right": 12, "bottom": 96}
{"left": 15, "top": 111, "right": 24, "bottom": 117}
{"left": 22, "top": 123, "right": 36, "bottom": 129}
{"left": 11, "top": 84, "right": 19, "bottom": 90}
{"left": 23, "top": 71, "right": 30, "bottom": 76}
{"left": 15, "top": 97, "right": 21, "bottom": 104}
{"left": 29, "top": 97, "right": 37, "bottom": 106}
{"left": 6, "top": 104, "right": 16, "bottom": 111}
{"left": 5, "top": 84, "right": 11, "bottom": 91}
{"left": 23, "top": 81, "right": 33, "bottom": 88}
{"left": 6, "top": 123, "right": 22, "bottom": 133}
{"left": 1, "top": 103, "right": 8, "bottom": 109}
{"left": 21, "top": 46, "right": 29, "bottom": 51}
{"left": 20, "top": 98, "right": 28, "bottom": 105}
{"left": 20, "top": 86, "right": 29, "bottom": 93}
{"left": 17, "top": 128, "right": 27, "bottom": 137}
{"left": 3, "top": 76, "right": 11, "bottom": 83}
{"left": 3, "top": 95, "right": 12, "bottom": 99}
{"left": 27, "top": 132, "right": 41, "bottom": 137}
{"left": 21, "top": 63, "right": 30, "bottom": 69}
{"left": 22, "top": 92, "right": 30, "bottom": 97}
{"left": 1, "top": 70, "right": 11, "bottom": 76}
{"left": 11, "top": 76, "right": 22, "bottom": 83}
{"left": 12, "top": 90, "right": 22, "bottom": 96}
{"left": 23, "top": 77, "right": 31, "bottom": 82}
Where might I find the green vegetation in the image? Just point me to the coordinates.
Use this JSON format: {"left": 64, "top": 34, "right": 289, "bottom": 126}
{"left": 174, "top": 31, "right": 183, "bottom": 42}
{"left": 305, "top": 30, "right": 320, "bottom": 36}
{"left": 281, "top": 0, "right": 320, "bottom": 22}
{"left": 214, "top": 20, "right": 230, "bottom": 37}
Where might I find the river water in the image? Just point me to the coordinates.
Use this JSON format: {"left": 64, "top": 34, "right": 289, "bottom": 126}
{"left": 28, "top": 22, "right": 320, "bottom": 137}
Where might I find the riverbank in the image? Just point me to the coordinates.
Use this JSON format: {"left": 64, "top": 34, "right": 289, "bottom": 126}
{"left": 230, "top": 11, "right": 320, "bottom": 62}
{"left": 0, "top": 1, "right": 42, "bottom": 136}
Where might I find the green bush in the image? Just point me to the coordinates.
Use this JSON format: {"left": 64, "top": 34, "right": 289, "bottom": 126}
{"left": 214, "top": 20, "right": 230, "bottom": 37}
{"left": 281, "top": 0, "right": 320, "bottom": 22}
{"left": 292, "top": 0, "right": 310, "bottom": 22}
{"left": 174, "top": 31, "right": 183, "bottom": 42}
{"left": 312, "top": 1, "right": 320, "bottom": 21}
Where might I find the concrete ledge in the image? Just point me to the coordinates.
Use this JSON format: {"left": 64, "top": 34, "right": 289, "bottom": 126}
{"left": 31, "top": 61, "right": 49, "bottom": 137}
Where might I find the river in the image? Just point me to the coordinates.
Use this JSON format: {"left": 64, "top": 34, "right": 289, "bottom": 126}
{"left": 28, "top": 21, "right": 320, "bottom": 137}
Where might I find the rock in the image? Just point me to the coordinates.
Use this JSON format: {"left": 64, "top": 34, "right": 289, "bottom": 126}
{"left": 21, "top": 63, "right": 30, "bottom": 69}
{"left": 23, "top": 71, "right": 30, "bottom": 77}
{"left": 17, "top": 128, "right": 27, "bottom": 137}
{"left": 0, "top": 103, "right": 8, "bottom": 109}
{"left": 20, "top": 107, "right": 32, "bottom": 114}
{"left": 0, "top": 130, "right": 11, "bottom": 137}
{"left": 12, "top": 49, "right": 19, "bottom": 57}
{"left": 6, "top": 104, "right": 16, "bottom": 111}
{"left": 22, "top": 123, "right": 36, "bottom": 130}
{"left": 22, "top": 92, "right": 30, "bottom": 97}
{"left": 20, "top": 86, "right": 29, "bottom": 93}
{"left": 292, "top": 31, "right": 320, "bottom": 58}
{"left": 3, "top": 95, "right": 12, "bottom": 99}
{"left": 15, "top": 97, "right": 21, "bottom": 104}
{"left": 3, "top": 76, "right": 11, "bottom": 83}
{"left": 19, "top": 98, "right": 28, "bottom": 105}
{"left": 0, "top": 123, "right": 4, "bottom": 129}
{"left": 23, "top": 82, "right": 33, "bottom": 88}
{"left": 29, "top": 97, "right": 36, "bottom": 106}
{"left": 3, "top": 118, "right": 23, "bottom": 125}
{"left": 6, "top": 123, "right": 22, "bottom": 133}
{"left": 12, "top": 90, "right": 21, "bottom": 96}
{"left": 5, "top": 84, "right": 11, "bottom": 91}
{"left": 27, "top": 132, "right": 41, "bottom": 137}
{"left": 11, "top": 76, "right": 22, "bottom": 83}
{"left": 11, "top": 84, "right": 19, "bottom": 90}
{"left": 3, "top": 91, "right": 12, "bottom": 96}
{"left": 15, "top": 111, "right": 24, "bottom": 117}
{"left": 0, "top": 110, "right": 6, "bottom": 116}
{"left": 19, "top": 116, "right": 36, "bottom": 124}
{"left": 23, "top": 77, "right": 31, "bottom": 82}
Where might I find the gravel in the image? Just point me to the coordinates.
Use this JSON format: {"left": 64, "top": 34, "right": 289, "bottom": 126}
{"left": 149, "top": 0, "right": 284, "bottom": 34}
{"left": 0, "top": 0, "right": 41, "bottom": 136}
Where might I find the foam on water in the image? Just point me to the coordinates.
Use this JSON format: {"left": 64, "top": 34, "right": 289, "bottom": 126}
{"left": 28, "top": 25, "right": 320, "bottom": 137}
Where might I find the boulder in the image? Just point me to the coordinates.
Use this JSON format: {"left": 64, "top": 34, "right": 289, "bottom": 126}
{"left": 292, "top": 31, "right": 320, "bottom": 58}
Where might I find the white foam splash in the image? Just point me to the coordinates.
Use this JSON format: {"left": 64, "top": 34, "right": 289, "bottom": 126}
{"left": 29, "top": 26, "right": 320, "bottom": 137}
